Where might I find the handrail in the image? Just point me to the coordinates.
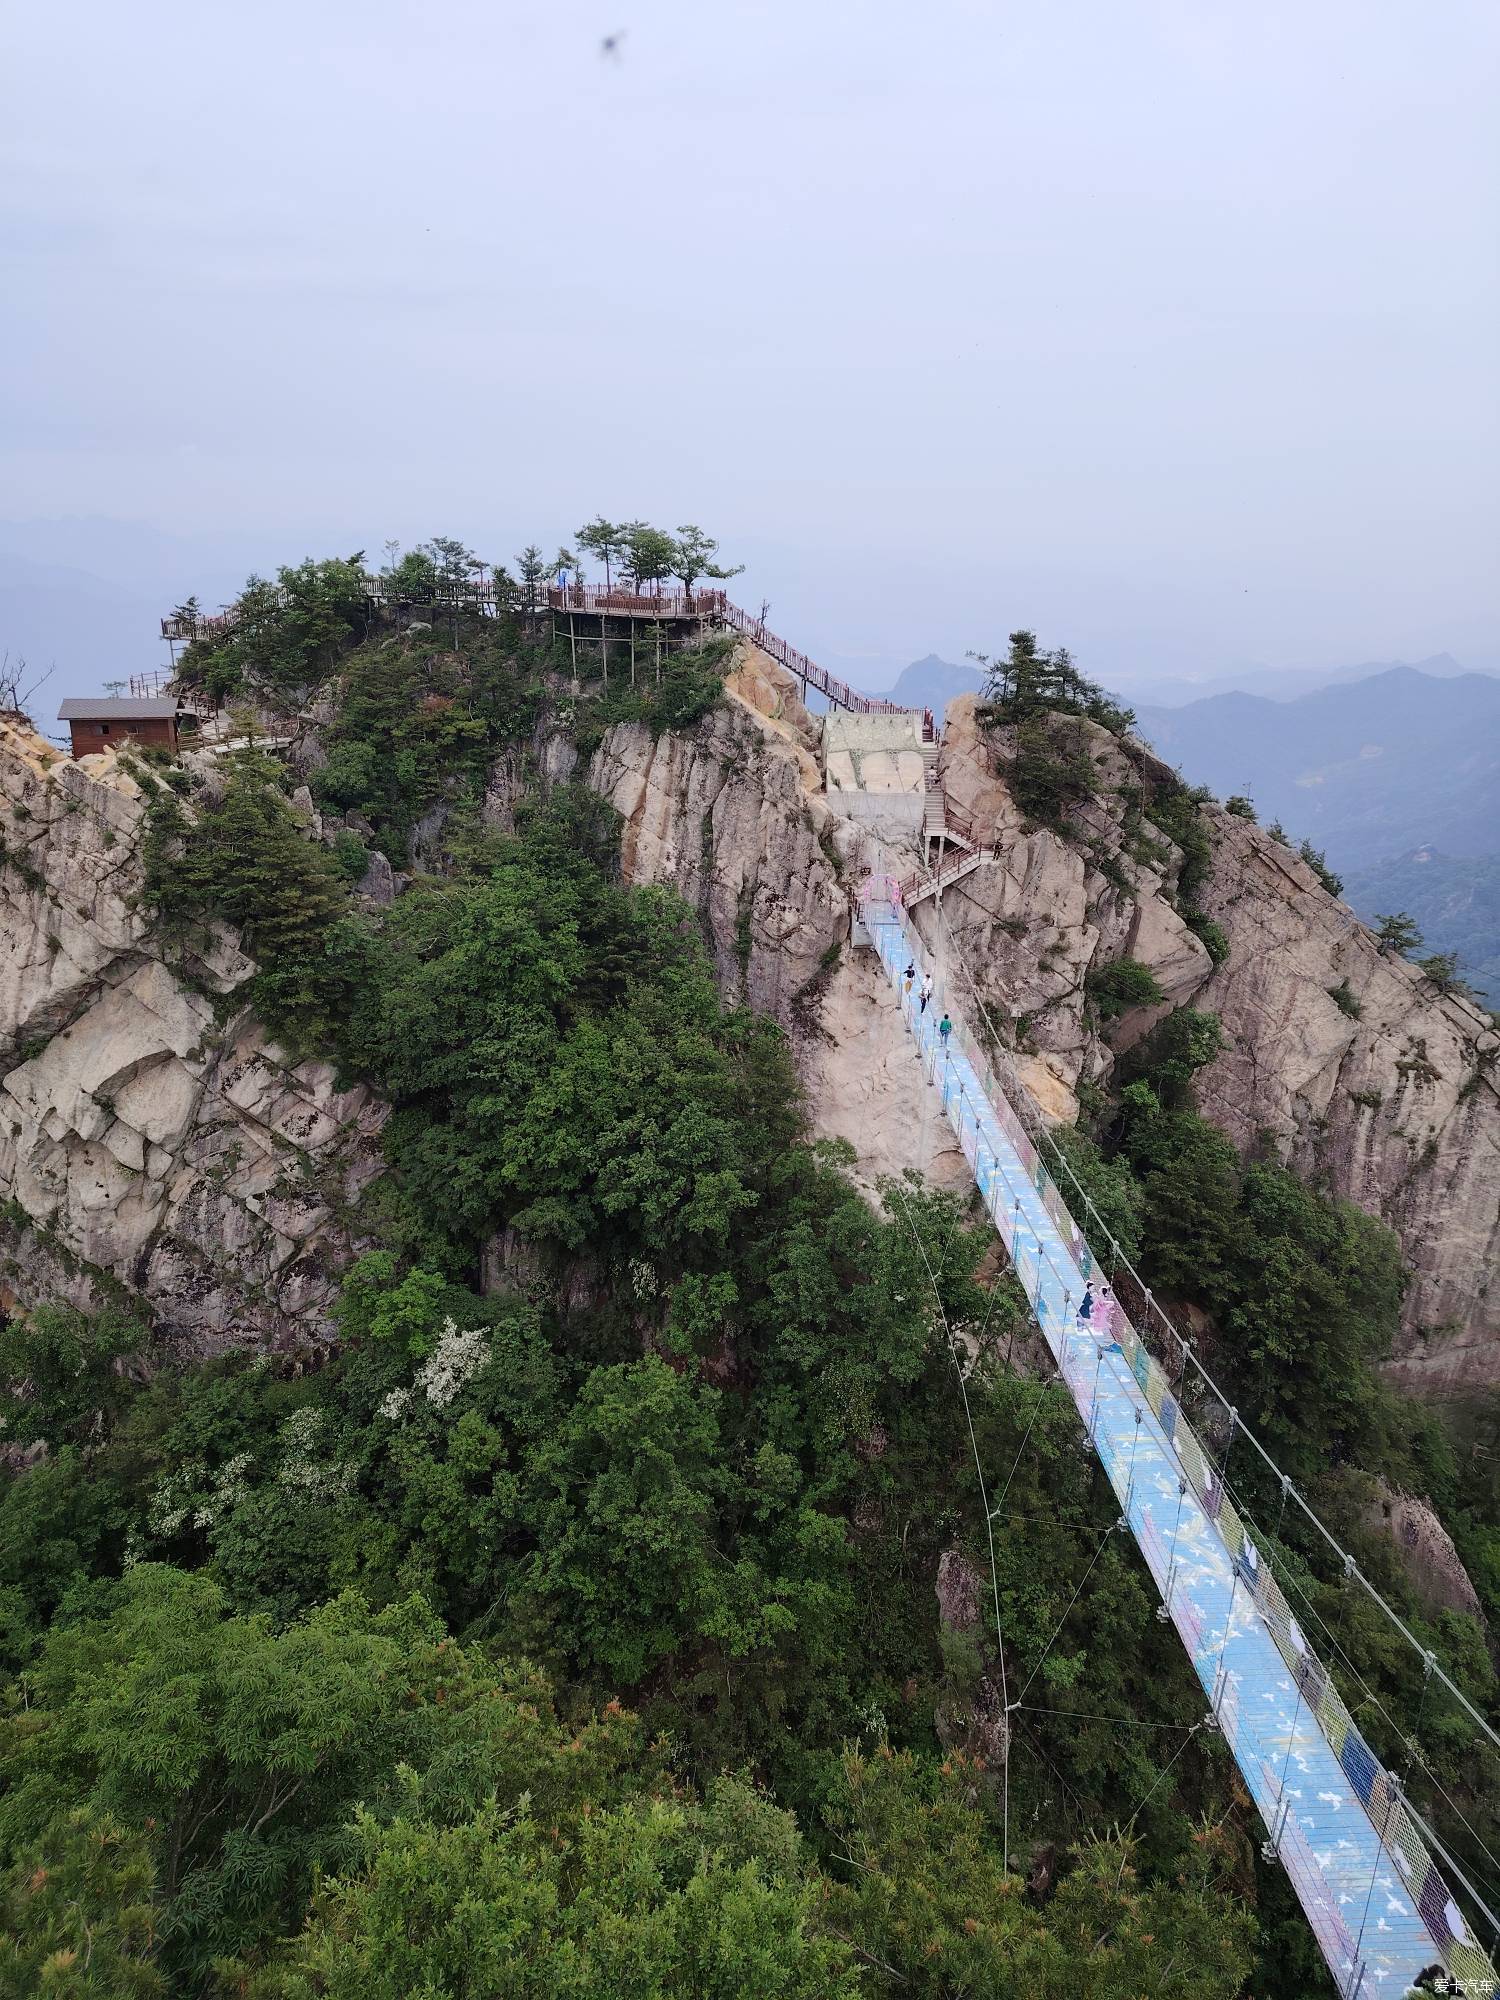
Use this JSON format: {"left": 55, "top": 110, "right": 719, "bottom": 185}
{"left": 919, "top": 890, "right": 1500, "bottom": 1765}
{"left": 860, "top": 876, "right": 1499, "bottom": 1996}
{"left": 719, "top": 601, "right": 907, "bottom": 716}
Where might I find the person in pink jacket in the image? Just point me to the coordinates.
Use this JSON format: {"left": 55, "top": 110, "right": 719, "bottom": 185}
{"left": 1091, "top": 1284, "right": 1117, "bottom": 1340}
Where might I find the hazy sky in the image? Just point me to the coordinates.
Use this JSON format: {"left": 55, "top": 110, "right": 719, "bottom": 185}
{"left": 3, "top": 0, "right": 1497, "bottom": 687}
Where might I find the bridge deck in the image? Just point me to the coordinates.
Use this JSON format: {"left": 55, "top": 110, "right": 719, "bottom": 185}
{"left": 867, "top": 901, "right": 1469, "bottom": 1999}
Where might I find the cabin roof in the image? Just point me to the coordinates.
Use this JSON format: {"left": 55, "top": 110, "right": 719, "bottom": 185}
{"left": 58, "top": 698, "right": 181, "bottom": 721}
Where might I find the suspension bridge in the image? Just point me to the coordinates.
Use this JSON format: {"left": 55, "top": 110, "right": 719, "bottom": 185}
{"left": 858, "top": 873, "right": 1497, "bottom": 2000}
{"left": 146, "top": 569, "right": 1498, "bottom": 1991}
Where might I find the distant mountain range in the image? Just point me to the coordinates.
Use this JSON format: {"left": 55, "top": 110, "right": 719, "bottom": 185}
{"left": 879, "top": 652, "right": 1499, "bottom": 1003}
{"left": 883, "top": 653, "right": 986, "bottom": 713}
{"left": 1131, "top": 667, "right": 1500, "bottom": 871}
{"left": 1132, "top": 668, "right": 1500, "bottom": 1006}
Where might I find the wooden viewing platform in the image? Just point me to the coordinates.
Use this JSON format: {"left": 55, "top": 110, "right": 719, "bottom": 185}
{"left": 159, "top": 580, "right": 910, "bottom": 718}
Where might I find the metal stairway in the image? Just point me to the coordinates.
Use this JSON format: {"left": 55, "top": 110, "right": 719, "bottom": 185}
{"left": 859, "top": 876, "right": 1496, "bottom": 2000}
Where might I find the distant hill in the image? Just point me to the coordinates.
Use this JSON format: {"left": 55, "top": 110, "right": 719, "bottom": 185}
{"left": 1343, "top": 849, "right": 1500, "bottom": 1008}
{"left": 883, "top": 653, "right": 984, "bottom": 715}
{"left": 1133, "top": 667, "right": 1500, "bottom": 869}
{"left": 1114, "top": 652, "right": 1486, "bottom": 709}
{"left": 1133, "top": 667, "right": 1500, "bottom": 1003}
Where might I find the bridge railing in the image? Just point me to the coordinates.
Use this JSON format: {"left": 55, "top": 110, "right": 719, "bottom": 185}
{"left": 720, "top": 601, "right": 906, "bottom": 716}
{"left": 859, "top": 875, "right": 1498, "bottom": 1997}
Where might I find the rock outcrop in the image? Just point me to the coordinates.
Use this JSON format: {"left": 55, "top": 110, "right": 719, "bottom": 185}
{"left": 4, "top": 646, "right": 1495, "bottom": 1393}
{"left": 0, "top": 719, "right": 384, "bottom": 1352}
{"left": 904, "top": 697, "right": 1500, "bottom": 1393}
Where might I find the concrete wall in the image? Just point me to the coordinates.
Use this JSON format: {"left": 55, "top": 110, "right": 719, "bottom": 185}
{"left": 823, "top": 711, "right": 927, "bottom": 796}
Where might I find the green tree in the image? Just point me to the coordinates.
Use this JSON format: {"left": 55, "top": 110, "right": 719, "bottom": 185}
{"left": 671, "top": 524, "right": 744, "bottom": 605}
{"left": 823, "top": 1744, "right": 1254, "bottom": 1998}
{"left": 1418, "top": 951, "right": 1474, "bottom": 998}
{"left": 1373, "top": 910, "right": 1423, "bottom": 956}
{"left": 1224, "top": 795, "right": 1257, "bottom": 820}
{"left": 143, "top": 750, "right": 350, "bottom": 1049}
{"left": 248, "top": 1784, "right": 856, "bottom": 2000}
{"left": 1297, "top": 837, "right": 1343, "bottom": 897}
{"left": 522, "top": 1356, "right": 731, "bottom": 1682}
{"left": 0, "top": 1568, "right": 649, "bottom": 1987}
{"left": 621, "top": 522, "right": 679, "bottom": 598}
{"left": 575, "top": 516, "right": 627, "bottom": 589}
{"left": 0, "top": 1808, "right": 163, "bottom": 1999}
{"left": 515, "top": 545, "right": 550, "bottom": 602}
{"left": 0, "top": 1302, "right": 147, "bottom": 1453}
{"left": 1086, "top": 958, "right": 1165, "bottom": 1022}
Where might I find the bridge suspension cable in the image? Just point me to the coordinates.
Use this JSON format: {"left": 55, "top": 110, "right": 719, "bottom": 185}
{"left": 858, "top": 872, "right": 1498, "bottom": 1999}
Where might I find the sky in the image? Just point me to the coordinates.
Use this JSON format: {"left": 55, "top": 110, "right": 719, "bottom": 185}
{"left": 2, "top": 0, "right": 1498, "bottom": 693}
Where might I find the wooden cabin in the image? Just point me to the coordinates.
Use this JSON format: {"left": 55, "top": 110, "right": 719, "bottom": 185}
{"left": 58, "top": 697, "right": 182, "bottom": 758}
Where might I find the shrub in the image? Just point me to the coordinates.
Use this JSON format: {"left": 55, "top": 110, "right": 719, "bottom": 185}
{"left": 1184, "top": 910, "right": 1229, "bottom": 965}
{"left": 1086, "top": 958, "right": 1165, "bottom": 1021}
{"left": 1005, "top": 717, "right": 1097, "bottom": 828}
{"left": 1225, "top": 795, "right": 1257, "bottom": 820}
{"left": 1327, "top": 978, "right": 1362, "bottom": 1018}
{"left": 1297, "top": 838, "right": 1343, "bottom": 897}
{"left": 332, "top": 828, "right": 372, "bottom": 882}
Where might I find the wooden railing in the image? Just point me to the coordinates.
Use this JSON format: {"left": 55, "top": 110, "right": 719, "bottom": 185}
{"left": 545, "top": 584, "right": 727, "bottom": 617}
{"left": 719, "top": 602, "right": 906, "bottom": 716}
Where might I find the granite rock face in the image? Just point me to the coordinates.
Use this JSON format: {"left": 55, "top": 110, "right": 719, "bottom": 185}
{"left": 0, "top": 719, "right": 384, "bottom": 1352}
{"left": 5, "top": 652, "right": 1495, "bottom": 1393}
{"left": 912, "top": 698, "right": 1500, "bottom": 1394}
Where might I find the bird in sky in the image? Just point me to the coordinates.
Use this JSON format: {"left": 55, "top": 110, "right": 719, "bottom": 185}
{"left": 601, "top": 29, "right": 625, "bottom": 60}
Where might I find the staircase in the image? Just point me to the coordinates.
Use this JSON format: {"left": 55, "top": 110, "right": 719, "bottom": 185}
{"left": 857, "top": 875, "right": 1497, "bottom": 2000}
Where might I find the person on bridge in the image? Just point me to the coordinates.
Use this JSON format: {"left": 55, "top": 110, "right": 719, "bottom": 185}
{"left": 919, "top": 970, "right": 934, "bottom": 1014}
{"left": 904, "top": 962, "right": 916, "bottom": 1001}
{"left": 938, "top": 1013, "right": 953, "bottom": 1053}
{"left": 1093, "top": 1284, "right": 1117, "bottom": 1338}
{"left": 1077, "top": 1285, "right": 1095, "bottom": 1327}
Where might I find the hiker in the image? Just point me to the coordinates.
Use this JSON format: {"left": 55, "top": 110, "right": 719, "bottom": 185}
{"left": 904, "top": 962, "right": 916, "bottom": 1001}
{"left": 1093, "top": 1283, "right": 1116, "bottom": 1338}
{"left": 1077, "top": 1285, "right": 1095, "bottom": 1327}
{"left": 919, "top": 970, "right": 934, "bottom": 1014}
{"left": 938, "top": 1013, "right": 953, "bottom": 1053}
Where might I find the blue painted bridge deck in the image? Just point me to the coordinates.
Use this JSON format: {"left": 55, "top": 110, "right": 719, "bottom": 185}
{"left": 865, "top": 899, "right": 1491, "bottom": 1999}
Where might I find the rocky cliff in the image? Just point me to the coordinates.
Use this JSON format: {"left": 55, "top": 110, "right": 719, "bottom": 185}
{"left": 0, "top": 718, "right": 384, "bottom": 1351}
{"left": 914, "top": 697, "right": 1500, "bottom": 1395}
{"left": 583, "top": 677, "right": 1499, "bottom": 1393}
{"left": 3, "top": 655, "right": 1495, "bottom": 1392}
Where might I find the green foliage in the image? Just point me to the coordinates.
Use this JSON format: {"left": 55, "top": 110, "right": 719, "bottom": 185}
{"left": 330, "top": 828, "right": 370, "bottom": 882}
{"left": 1047, "top": 1127, "right": 1145, "bottom": 1263}
{"left": 1297, "top": 837, "right": 1343, "bottom": 897}
{"left": 571, "top": 639, "right": 734, "bottom": 753}
{"left": 248, "top": 1783, "right": 854, "bottom": 2000}
{"left": 1006, "top": 716, "right": 1099, "bottom": 828}
{"left": 1418, "top": 951, "right": 1476, "bottom": 999}
{"left": 1374, "top": 909, "right": 1423, "bottom": 956}
{"left": 1142, "top": 777, "right": 1215, "bottom": 907}
{"left": 176, "top": 557, "right": 370, "bottom": 701}
{"left": 976, "top": 630, "right": 1135, "bottom": 735}
{"left": 823, "top": 1744, "right": 1255, "bottom": 1998}
{"left": 332, "top": 1253, "right": 455, "bottom": 1359}
{"left": 1327, "top": 978, "right": 1362, "bottom": 1018}
{"left": 1086, "top": 957, "right": 1165, "bottom": 1021}
{"left": 0, "top": 1808, "right": 163, "bottom": 1998}
{"left": 308, "top": 622, "right": 543, "bottom": 854}
{"left": 143, "top": 750, "right": 351, "bottom": 1050}
{"left": 670, "top": 523, "right": 744, "bottom": 599}
{"left": 1184, "top": 909, "right": 1229, "bottom": 965}
{"left": 0, "top": 1568, "right": 650, "bottom": 1989}
{"left": 0, "top": 1302, "right": 148, "bottom": 1453}
{"left": 1225, "top": 794, "right": 1257, "bottom": 820}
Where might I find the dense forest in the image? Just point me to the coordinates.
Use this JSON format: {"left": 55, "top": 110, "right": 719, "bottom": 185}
{"left": 2, "top": 548, "right": 1496, "bottom": 1997}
